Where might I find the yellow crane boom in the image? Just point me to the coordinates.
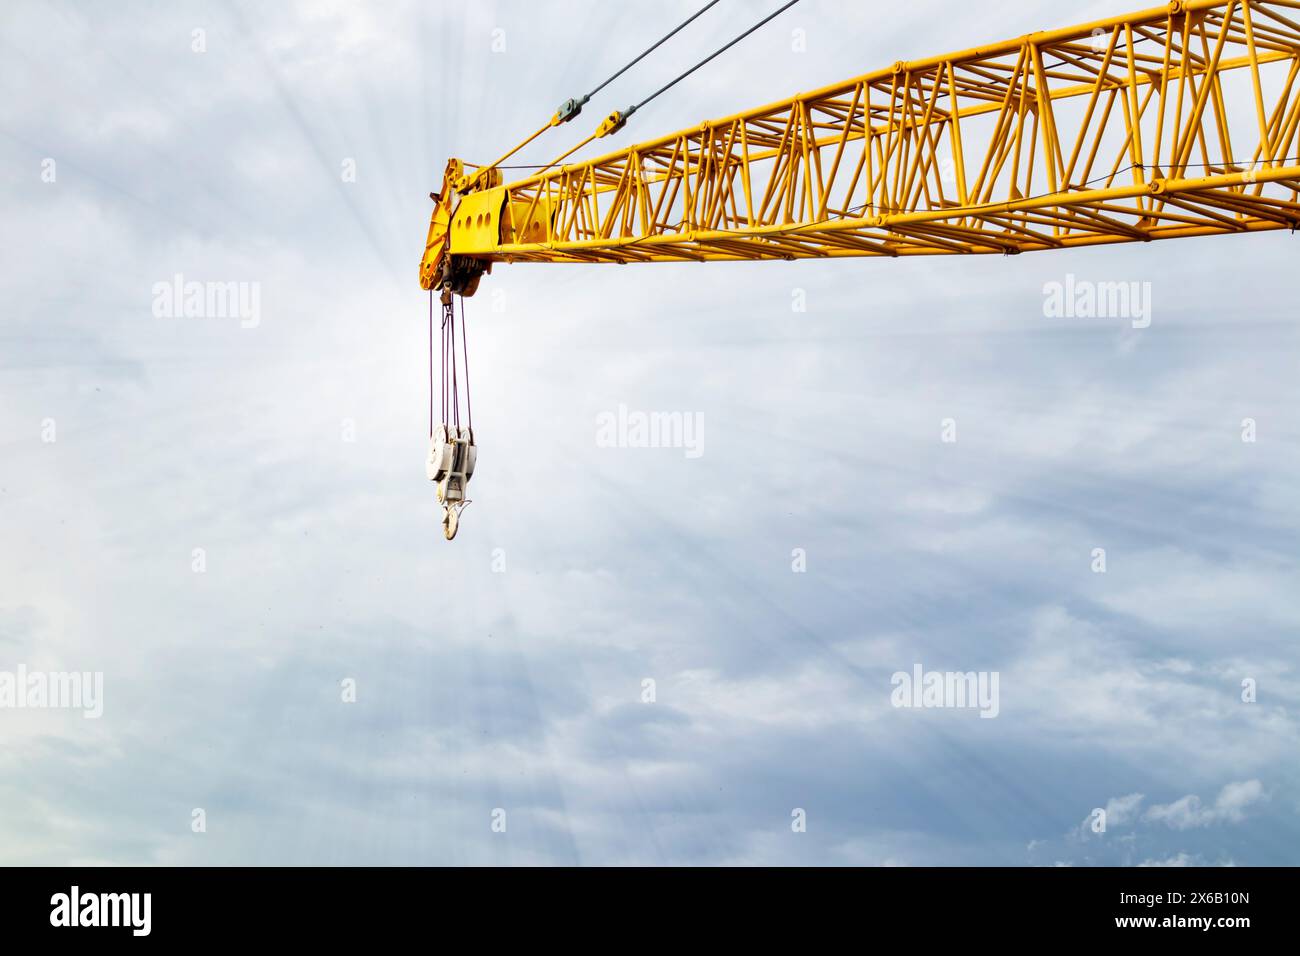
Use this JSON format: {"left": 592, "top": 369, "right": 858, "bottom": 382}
{"left": 421, "top": 0, "right": 1300, "bottom": 294}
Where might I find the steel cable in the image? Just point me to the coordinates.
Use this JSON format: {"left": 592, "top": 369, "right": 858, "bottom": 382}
{"left": 472, "top": 0, "right": 723, "bottom": 177}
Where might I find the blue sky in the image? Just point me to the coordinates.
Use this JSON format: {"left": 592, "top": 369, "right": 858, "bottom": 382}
{"left": 1, "top": 0, "right": 1298, "bottom": 865}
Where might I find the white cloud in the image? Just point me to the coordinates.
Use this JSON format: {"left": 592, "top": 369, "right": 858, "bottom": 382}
{"left": 1102, "top": 793, "right": 1146, "bottom": 828}
{"left": 1146, "top": 780, "right": 1266, "bottom": 830}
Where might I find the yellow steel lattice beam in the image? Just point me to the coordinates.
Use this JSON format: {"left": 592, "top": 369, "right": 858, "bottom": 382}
{"left": 420, "top": 0, "right": 1300, "bottom": 291}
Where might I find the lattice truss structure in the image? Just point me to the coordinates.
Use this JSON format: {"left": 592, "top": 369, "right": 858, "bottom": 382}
{"left": 438, "top": 0, "right": 1300, "bottom": 274}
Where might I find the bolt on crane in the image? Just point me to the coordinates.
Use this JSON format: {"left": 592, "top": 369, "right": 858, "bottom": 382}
{"left": 421, "top": 0, "right": 1300, "bottom": 539}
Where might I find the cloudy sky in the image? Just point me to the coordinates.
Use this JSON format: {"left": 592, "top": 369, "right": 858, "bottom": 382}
{"left": 2, "top": 0, "right": 1297, "bottom": 865}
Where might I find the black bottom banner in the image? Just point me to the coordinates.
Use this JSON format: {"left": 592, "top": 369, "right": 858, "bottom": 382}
{"left": 0, "top": 865, "right": 1283, "bottom": 942}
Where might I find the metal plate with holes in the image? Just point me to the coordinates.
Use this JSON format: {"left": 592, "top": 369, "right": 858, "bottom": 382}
{"left": 502, "top": 198, "right": 552, "bottom": 246}
{"left": 450, "top": 187, "right": 507, "bottom": 254}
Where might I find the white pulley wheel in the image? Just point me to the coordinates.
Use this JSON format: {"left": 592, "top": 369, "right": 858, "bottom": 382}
{"left": 459, "top": 426, "right": 477, "bottom": 480}
{"left": 427, "top": 425, "right": 454, "bottom": 481}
